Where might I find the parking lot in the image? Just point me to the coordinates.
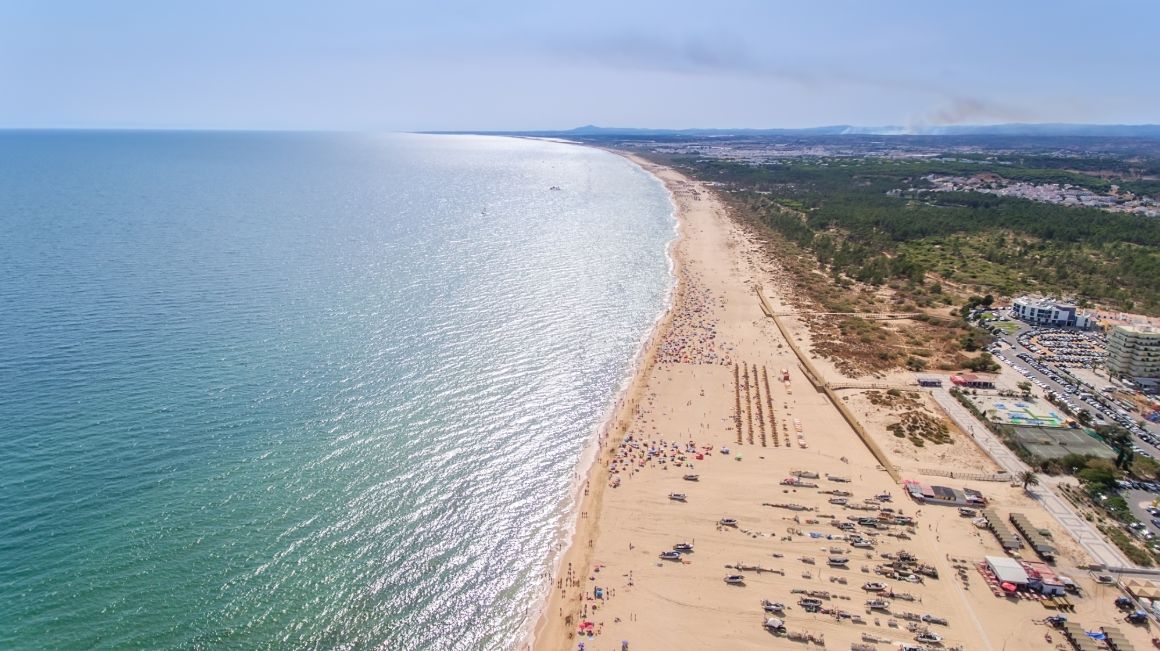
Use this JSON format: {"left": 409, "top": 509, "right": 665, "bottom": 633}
{"left": 988, "top": 321, "right": 1160, "bottom": 456}
{"left": 1124, "top": 488, "right": 1160, "bottom": 540}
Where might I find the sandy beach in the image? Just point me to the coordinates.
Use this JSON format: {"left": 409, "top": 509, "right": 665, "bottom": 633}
{"left": 530, "top": 156, "right": 1156, "bottom": 651}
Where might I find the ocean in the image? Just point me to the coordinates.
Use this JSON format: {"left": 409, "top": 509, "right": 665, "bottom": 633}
{"left": 0, "top": 132, "right": 675, "bottom": 650}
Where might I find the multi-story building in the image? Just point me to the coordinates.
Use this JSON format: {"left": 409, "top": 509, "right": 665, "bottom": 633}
{"left": 1107, "top": 324, "right": 1160, "bottom": 380}
{"left": 1010, "top": 296, "right": 1092, "bottom": 329}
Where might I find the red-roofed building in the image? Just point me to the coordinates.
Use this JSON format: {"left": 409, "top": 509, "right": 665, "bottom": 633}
{"left": 950, "top": 373, "right": 996, "bottom": 389}
{"left": 1022, "top": 560, "right": 1066, "bottom": 596}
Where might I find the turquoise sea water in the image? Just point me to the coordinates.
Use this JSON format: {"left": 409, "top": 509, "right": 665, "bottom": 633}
{"left": 0, "top": 132, "right": 675, "bottom": 650}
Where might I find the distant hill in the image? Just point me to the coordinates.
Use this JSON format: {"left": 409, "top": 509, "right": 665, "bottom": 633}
{"left": 564, "top": 123, "right": 1160, "bottom": 138}
{"left": 434, "top": 123, "right": 1160, "bottom": 139}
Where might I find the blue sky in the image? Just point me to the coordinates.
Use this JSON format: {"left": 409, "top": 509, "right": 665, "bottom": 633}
{"left": 2, "top": 0, "right": 1158, "bottom": 130}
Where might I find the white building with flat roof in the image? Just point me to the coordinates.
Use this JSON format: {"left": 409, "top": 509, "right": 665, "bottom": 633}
{"left": 1010, "top": 296, "right": 1092, "bottom": 329}
{"left": 1107, "top": 324, "right": 1160, "bottom": 380}
{"left": 985, "top": 555, "right": 1029, "bottom": 586}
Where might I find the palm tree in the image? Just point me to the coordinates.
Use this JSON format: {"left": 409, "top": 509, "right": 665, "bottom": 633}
{"left": 1019, "top": 470, "right": 1039, "bottom": 490}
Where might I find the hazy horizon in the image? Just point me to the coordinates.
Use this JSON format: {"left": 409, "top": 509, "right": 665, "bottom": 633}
{"left": 3, "top": 0, "right": 1159, "bottom": 131}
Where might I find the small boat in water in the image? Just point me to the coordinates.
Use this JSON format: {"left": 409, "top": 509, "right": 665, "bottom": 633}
{"left": 719, "top": 517, "right": 738, "bottom": 527}
{"left": 724, "top": 574, "right": 746, "bottom": 585}
{"left": 682, "top": 474, "right": 699, "bottom": 481}
{"left": 659, "top": 550, "right": 681, "bottom": 561}
{"left": 668, "top": 492, "right": 687, "bottom": 502}
{"left": 673, "top": 542, "right": 694, "bottom": 552}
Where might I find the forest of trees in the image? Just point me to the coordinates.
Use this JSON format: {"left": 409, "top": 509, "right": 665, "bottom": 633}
{"left": 682, "top": 157, "right": 1160, "bottom": 314}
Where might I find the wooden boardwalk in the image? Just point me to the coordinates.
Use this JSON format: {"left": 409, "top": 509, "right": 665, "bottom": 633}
{"left": 756, "top": 287, "right": 901, "bottom": 483}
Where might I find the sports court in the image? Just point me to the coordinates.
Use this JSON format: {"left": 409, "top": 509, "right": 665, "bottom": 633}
{"left": 990, "top": 401, "right": 1066, "bottom": 428}
{"left": 1009, "top": 426, "right": 1116, "bottom": 461}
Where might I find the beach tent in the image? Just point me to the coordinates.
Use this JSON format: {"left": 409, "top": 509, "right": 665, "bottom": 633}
{"left": 763, "top": 617, "right": 785, "bottom": 632}
{"left": 986, "top": 555, "right": 1029, "bottom": 586}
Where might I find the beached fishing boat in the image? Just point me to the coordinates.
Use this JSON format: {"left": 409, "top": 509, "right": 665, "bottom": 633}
{"left": 798, "top": 596, "right": 823, "bottom": 608}
{"left": 682, "top": 474, "right": 699, "bottom": 481}
{"left": 724, "top": 574, "right": 745, "bottom": 585}
{"left": 862, "top": 582, "right": 887, "bottom": 592}
{"left": 658, "top": 550, "right": 681, "bottom": 561}
{"left": 866, "top": 598, "right": 891, "bottom": 610}
{"left": 673, "top": 542, "right": 693, "bottom": 552}
{"left": 827, "top": 556, "right": 849, "bottom": 567}
{"left": 916, "top": 631, "right": 943, "bottom": 643}
{"left": 829, "top": 497, "right": 848, "bottom": 505}
{"left": 922, "top": 614, "right": 948, "bottom": 625}
{"left": 719, "top": 517, "right": 738, "bottom": 527}
{"left": 668, "top": 492, "right": 687, "bottom": 502}
{"left": 761, "top": 600, "right": 785, "bottom": 613}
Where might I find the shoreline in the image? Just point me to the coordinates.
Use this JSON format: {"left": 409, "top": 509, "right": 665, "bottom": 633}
{"left": 523, "top": 151, "right": 688, "bottom": 650}
{"left": 525, "top": 145, "right": 1158, "bottom": 651}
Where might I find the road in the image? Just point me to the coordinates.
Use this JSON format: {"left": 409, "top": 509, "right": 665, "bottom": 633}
{"left": 933, "top": 388, "right": 1133, "bottom": 568}
{"left": 1125, "top": 489, "right": 1160, "bottom": 537}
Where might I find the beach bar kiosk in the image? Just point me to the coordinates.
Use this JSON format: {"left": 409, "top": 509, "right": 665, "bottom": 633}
{"left": 950, "top": 373, "right": 997, "bottom": 389}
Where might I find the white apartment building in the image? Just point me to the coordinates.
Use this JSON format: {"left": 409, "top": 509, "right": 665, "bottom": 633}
{"left": 1010, "top": 295, "right": 1092, "bottom": 329}
{"left": 1107, "top": 324, "right": 1160, "bottom": 380}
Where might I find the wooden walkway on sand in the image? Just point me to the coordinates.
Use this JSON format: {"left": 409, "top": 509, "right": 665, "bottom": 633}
{"left": 756, "top": 287, "right": 901, "bottom": 484}
{"left": 770, "top": 311, "right": 921, "bottom": 320}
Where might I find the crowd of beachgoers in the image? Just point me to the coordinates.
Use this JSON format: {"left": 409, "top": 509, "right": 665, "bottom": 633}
{"left": 607, "top": 433, "right": 711, "bottom": 488}
{"left": 655, "top": 272, "right": 732, "bottom": 365}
